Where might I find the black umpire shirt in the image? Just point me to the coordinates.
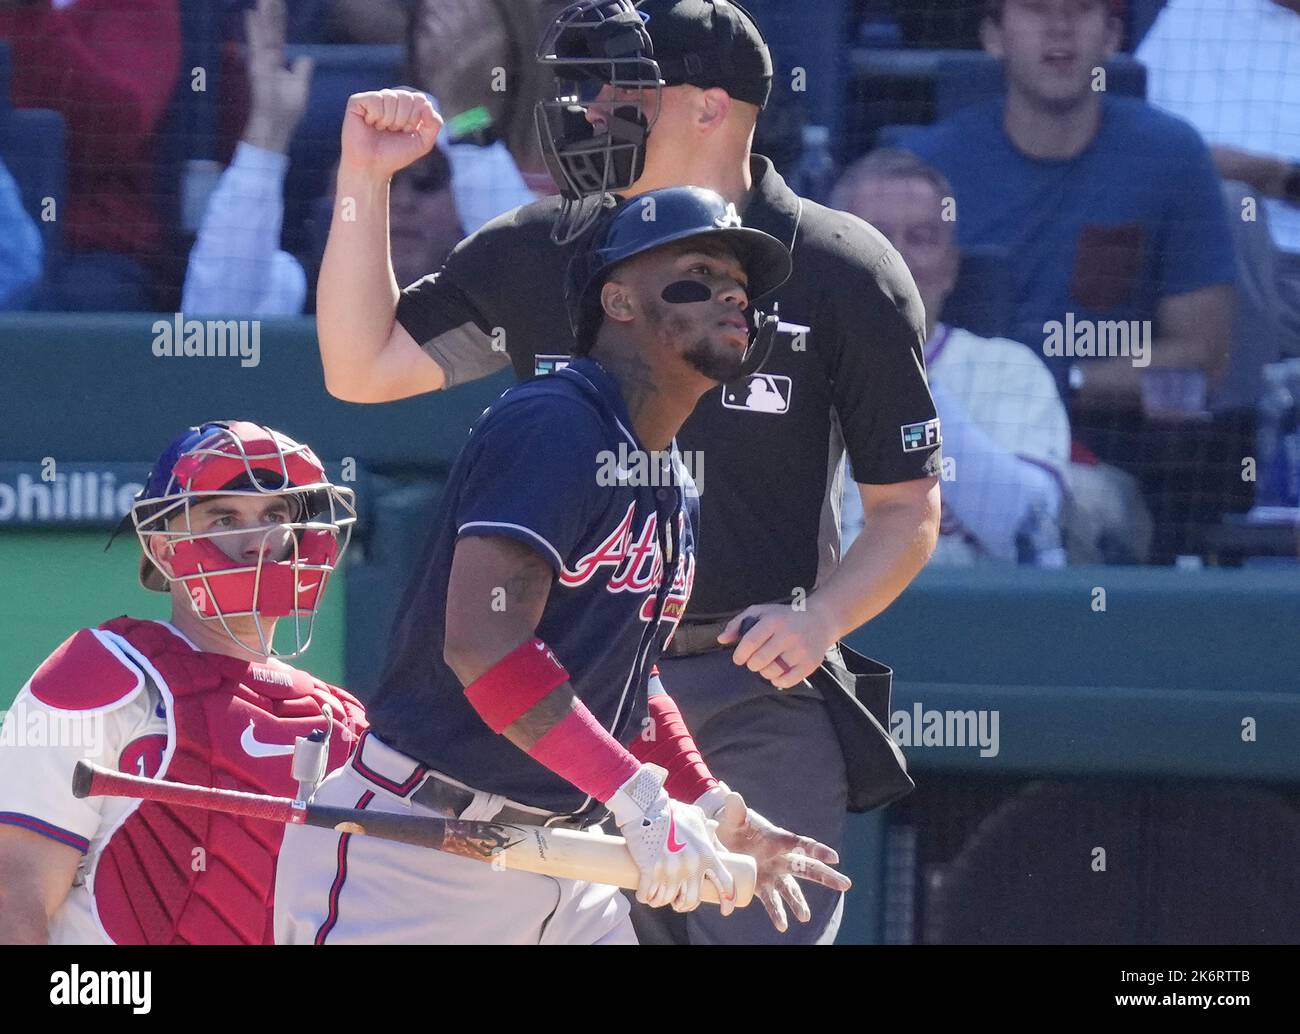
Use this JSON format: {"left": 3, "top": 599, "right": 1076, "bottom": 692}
{"left": 396, "top": 155, "right": 941, "bottom": 620}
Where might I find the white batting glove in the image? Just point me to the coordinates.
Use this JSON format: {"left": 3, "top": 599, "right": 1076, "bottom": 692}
{"left": 693, "top": 781, "right": 735, "bottom": 821}
{"left": 608, "top": 765, "right": 737, "bottom": 915}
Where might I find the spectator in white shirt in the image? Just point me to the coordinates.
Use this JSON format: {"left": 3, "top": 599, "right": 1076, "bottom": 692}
{"left": 832, "top": 149, "right": 1071, "bottom": 565}
{"left": 1138, "top": 0, "right": 1300, "bottom": 363}
{"left": 183, "top": 0, "right": 537, "bottom": 317}
{"left": 181, "top": 0, "right": 312, "bottom": 315}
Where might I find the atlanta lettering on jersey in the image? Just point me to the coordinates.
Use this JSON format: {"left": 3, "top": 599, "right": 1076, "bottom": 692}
{"left": 657, "top": 541, "right": 693, "bottom": 626}
{"left": 559, "top": 502, "right": 694, "bottom": 624}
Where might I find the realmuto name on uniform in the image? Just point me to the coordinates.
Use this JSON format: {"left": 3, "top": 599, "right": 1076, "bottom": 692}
{"left": 49, "top": 966, "right": 152, "bottom": 1014}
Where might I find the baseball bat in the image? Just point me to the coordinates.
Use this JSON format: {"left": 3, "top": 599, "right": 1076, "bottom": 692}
{"left": 71, "top": 761, "right": 755, "bottom": 907}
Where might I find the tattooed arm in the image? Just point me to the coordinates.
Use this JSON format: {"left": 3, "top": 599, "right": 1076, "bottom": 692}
{"left": 442, "top": 533, "right": 743, "bottom": 919}
{"left": 442, "top": 535, "right": 578, "bottom": 750}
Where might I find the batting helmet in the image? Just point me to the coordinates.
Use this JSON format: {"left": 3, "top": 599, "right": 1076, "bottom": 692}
{"left": 129, "top": 421, "right": 356, "bottom": 659}
{"left": 564, "top": 185, "right": 791, "bottom": 373}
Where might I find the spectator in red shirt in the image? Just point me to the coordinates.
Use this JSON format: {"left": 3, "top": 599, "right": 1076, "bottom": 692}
{"left": 0, "top": 0, "right": 180, "bottom": 310}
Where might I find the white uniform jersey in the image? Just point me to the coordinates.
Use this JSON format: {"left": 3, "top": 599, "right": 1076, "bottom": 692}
{"left": 0, "top": 625, "right": 183, "bottom": 944}
{"left": 843, "top": 325, "right": 1070, "bottom": 563}
{"left": 1138, "top": 0, "right": 1300, "bottom": 254}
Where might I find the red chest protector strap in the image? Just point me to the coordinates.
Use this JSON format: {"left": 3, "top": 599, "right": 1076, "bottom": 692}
{"left": 89, "top": 617, "right": 366, "bottom": 945}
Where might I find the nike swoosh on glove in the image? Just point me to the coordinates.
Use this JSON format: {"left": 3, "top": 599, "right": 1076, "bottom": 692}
{"left": 608, "top": 764, "right": 737, "bottom": 914}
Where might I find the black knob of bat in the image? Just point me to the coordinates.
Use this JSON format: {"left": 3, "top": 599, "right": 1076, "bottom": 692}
{"left": 71, "top": 759, "right": 93, "bottom": 799}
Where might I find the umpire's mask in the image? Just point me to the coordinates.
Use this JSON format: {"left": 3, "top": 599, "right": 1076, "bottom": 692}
{"left": 535, "top": 0, "right": 663, "bottom": 245}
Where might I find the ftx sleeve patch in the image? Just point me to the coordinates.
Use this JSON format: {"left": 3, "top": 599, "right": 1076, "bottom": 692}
{"left": 901, "top": 418, "right": 942, "bottom": 452}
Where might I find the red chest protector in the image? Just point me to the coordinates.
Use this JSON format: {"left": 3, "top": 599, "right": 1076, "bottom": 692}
{"left": 90, "top": 617, "right": 367, "bottom": 945}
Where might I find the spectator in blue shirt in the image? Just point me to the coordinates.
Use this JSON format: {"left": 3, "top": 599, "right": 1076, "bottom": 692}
{"left": 0, "top": 156, "right": 42, "bottom": 310}
{"left": 900, "top": 0, "right": 1236, "bottom": 420}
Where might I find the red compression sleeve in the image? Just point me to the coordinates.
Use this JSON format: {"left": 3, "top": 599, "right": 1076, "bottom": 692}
{"left": 628, "top": 693, "right": 718, "bottom": 803}
{"left": 463, "top": 638, "right": 570, "bottom": 732}
{"left": 529, "top": 707, "right": 641, "bottom": 803}
{"left": 462, "top": 638, "right": 640, "bottom": 802}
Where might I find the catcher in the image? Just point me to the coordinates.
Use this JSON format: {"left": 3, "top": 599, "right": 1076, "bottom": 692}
{"left": 0, "top": 421, "right": 367, "bottom": 944}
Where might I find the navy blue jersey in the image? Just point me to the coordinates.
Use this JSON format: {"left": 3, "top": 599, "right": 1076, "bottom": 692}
{"left": 365, "top": 358, "right": 697, "bottom": 817}
{"left": 398, "top": 156, "right": 940, "bottom": 619}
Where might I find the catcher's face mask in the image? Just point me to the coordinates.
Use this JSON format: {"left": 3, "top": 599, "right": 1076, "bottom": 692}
{"left": 536, "top": 0, "right": 664, "bottom": 244}
{"left": 131, "top": 421, "right": 356, "bottom": 660}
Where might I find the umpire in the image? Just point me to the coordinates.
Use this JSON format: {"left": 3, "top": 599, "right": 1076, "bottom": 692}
{"left": 316, "top": 0, "right": 940, "bottom": 945}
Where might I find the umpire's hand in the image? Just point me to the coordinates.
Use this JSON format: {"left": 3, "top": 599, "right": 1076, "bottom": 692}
{"left": 718, "top": 603, "right": 840, "bottom": 691}
{"left": 341, "top": 89, "right": 443, "bottom": 181}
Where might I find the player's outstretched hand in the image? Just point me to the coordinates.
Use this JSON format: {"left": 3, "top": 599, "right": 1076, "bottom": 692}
{"left": 698, "top": 784, "right": 851, "bottom": 933}
{"left": 609, "top": 765, "right": 737, "bottom": 915}
{"left": 340, "top": 89, "right": 443, "bottom": 180}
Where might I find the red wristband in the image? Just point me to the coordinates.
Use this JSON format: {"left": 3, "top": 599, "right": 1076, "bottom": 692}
{"left": 628, "top": 693, "right": 717, "bottom": 802}
{"left": 463, "top": 638, "right": 571, "bottom": 733}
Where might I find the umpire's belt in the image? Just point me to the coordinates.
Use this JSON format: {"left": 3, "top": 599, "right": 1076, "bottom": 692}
{"left": 661, "top": 617, "right": 735, "bottom": 657}
{"left": 352, "top": 731, "right": 597, "bottom": 831}
{"left": 659, "top": 615, "right": 915, "bottom": 813}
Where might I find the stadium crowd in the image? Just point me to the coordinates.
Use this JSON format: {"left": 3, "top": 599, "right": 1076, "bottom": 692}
{"left": 1, "top": 0, "right": 1297, "bottom": 566}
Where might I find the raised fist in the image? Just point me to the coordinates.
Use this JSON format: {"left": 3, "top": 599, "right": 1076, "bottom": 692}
{"left": 339, "top": 89, "right": 443, "bottom": 180}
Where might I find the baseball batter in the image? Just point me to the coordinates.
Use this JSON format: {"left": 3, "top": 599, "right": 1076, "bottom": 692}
{"left": 0, "top": 421, "right": 366, "bottom": 944}
{"left": 274, "top": 188, "right": 850, "bottom": 944}
{"left": 315, "top": 0, "right": 942, "bottom": 944}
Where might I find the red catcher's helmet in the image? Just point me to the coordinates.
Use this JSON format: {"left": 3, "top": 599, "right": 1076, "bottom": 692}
{"left": 130, "top": 421, "right": 356, "bottom": 659}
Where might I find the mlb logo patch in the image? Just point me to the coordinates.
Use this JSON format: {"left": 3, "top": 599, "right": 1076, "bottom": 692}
{"left": 534, "top": 354, "right": 572, "bottom": 376}
{"left": 900, "top": 418, "right": 941, "bottom": 452}
{"left": 721, "top": 374, "right": 792, "bottom": 414}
